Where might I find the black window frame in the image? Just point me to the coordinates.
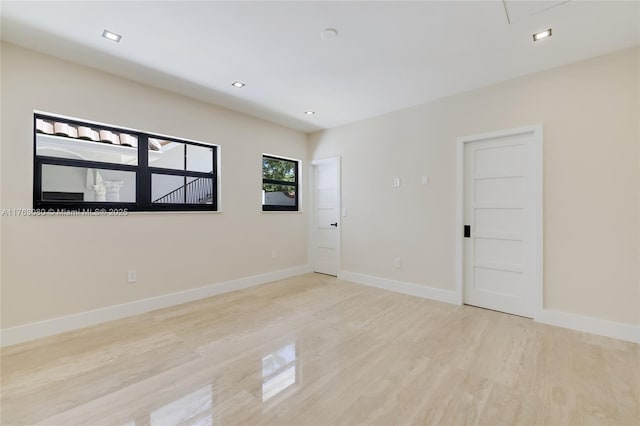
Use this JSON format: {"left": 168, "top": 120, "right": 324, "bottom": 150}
{"left": 262, "top": 154, "right": 299, "bottom": 212}
{"left": 33, "top": 112, "right": 218, "bottom": 212}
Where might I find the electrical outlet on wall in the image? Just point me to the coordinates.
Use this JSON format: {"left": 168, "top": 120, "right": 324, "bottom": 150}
{"left": 271, "top": 249, "right": 278, "bottom": 259}
{"left": 393, "top": 258, "right": 401, "bottom": 269}
{"left": 127, "top": 270, "right": 137, "bottom": 283}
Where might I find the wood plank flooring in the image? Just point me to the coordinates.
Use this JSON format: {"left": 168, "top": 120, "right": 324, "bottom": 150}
{"left": 1, "top": 273, "right": 638, "bottom": 425}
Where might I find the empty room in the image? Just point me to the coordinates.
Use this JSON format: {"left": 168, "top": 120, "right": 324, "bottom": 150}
{"left": 1, "top": 1, "right": 638, "bottom": 425}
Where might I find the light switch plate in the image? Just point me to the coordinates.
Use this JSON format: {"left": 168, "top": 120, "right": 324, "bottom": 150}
{"left": 421, "top": 175, "right": 429, "bottom": 185}
{"left": 393, "top": 177, "right": 401, "bottom": 187}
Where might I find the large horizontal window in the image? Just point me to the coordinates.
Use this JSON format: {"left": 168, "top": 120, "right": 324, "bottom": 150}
{"left": 262, "top": 155, "right": 299, "bottom": 211}
{"left": 34, "top": 113, "right": 218, "bottom": 212}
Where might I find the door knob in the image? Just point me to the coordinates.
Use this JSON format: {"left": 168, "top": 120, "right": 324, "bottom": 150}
{"left": 330, "top": 222, "right": 338, "bottom": 227}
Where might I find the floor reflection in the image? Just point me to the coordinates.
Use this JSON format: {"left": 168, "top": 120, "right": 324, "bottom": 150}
{"left": 150, "top": 385, "right": 213, "bottom": 426}
{"left": 119, "top": 343, "right": 299, "bottom": 425}
{"left": 262, "top": 343, "right": 297, "bottom": 401}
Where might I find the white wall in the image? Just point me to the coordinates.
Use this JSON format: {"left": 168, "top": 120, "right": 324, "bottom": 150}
{"left": 310, "top": 48, "right": 640, "bottom": 326}
{"left": 0, "top": 42, "right": 309, "bottom": 329}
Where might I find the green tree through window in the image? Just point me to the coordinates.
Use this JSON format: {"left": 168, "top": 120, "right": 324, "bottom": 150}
{"left": 262, "top": 155, "right": 298, "bottom": 211}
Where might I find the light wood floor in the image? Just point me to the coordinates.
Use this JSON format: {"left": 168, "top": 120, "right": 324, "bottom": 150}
{"left": 1, "top": 273, "right": 638, "bottom": 425}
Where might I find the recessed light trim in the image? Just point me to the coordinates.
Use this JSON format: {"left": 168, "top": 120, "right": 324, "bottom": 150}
{"left": 231, "top": 81, "right": 246, "bottom": 88}
{"left": 533, "top": 28, "right": 552, "bottom": 41}
{"left": 102, "top": 30, "right": 122, "bottom": 42}
{"left": 304, "top": 111, "right": 316, "bottom": 115}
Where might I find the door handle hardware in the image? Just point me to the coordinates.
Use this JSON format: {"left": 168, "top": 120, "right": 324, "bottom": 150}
{"left": 330, "top": 222, "right": 338, "bottom": 227}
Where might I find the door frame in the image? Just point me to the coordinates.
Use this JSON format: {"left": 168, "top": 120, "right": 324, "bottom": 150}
{"left": 310, "top": 156, "right": 341, "bottom": 276}
{"left": 455, "top": 124, "right": 543, "bottom": 318}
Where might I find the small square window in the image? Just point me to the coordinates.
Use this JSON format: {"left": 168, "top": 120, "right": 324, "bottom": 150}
{"left": 262, "top": 155, "right": 299, "bottom": 211}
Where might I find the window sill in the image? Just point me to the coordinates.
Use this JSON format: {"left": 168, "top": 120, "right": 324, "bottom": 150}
{"left": 261, "top": 210, "right": 303, "bottom": 214}
{"left": 130, "top": 210, "right": 223, "bottom": 215}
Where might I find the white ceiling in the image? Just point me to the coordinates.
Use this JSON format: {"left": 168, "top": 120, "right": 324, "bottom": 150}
{"left": 1, "top": 1, "right": 638, "bottom": 133}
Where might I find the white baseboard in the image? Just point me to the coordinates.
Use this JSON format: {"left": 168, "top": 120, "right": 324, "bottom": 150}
{"left": 338, "top": 270, "right": 459, "bottom": 305}
{"left": 0, "top": 265, "right": 312, "bottom": 348}
{"left": 536, "top": 309, "right": 640, "bottom": 344}
{"left": 339, "top": 270, "right": 639, "bottom": 344}
{"left": 5, "top": 266, "right": 636, "bottom": 347}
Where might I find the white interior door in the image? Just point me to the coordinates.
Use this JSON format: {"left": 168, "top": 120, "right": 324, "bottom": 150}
{"left": 312, "top": 157, "right": 340, "bottom": 276}
{"left": 462, "top": 127, "right": 542, "bottom": 318}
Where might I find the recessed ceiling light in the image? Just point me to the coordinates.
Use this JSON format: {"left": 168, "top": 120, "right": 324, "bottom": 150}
{"left": 304, "top": 111, "right": 316, "bottom": 115}
{"left": 533, "top": 29, "right": 552, "bottom": 41}
{"left": 231, "top": 81, "right": 246, "bottom": 88}
{"left": 102, "top": 30, "right": 122, "bottom": 42}
{"left": 320, "top": 28, "right": 338, "bottom": 39}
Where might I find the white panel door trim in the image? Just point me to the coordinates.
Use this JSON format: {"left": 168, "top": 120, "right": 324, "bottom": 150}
{"left": 311, "top": 156, "right": 341, "bottom": 276}
{"left": 455, "top": 124, "right": 543, "bottom": 318}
